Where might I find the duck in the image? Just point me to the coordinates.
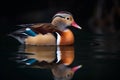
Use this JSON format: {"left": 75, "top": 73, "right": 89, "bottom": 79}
{"left": 9, "top": 11, "right": 82, "bottom": 45}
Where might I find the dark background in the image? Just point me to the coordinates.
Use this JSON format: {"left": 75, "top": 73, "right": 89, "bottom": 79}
{"left": 0, "top": 0, "right": 94, "bottom": 35}
{"left": 0, "top": 0, "right": 119, "bottom": 36}
{"left": 0, "top": 0, "right": 120, "bottom": 80}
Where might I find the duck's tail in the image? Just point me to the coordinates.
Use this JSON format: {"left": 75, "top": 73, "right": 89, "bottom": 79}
{"left": 8, "top": 28, "right": 28, "bottom": 44}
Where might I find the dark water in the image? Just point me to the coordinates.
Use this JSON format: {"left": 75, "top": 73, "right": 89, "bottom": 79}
{"left": 1, "top": 31, "right": 120, "bottom": 80}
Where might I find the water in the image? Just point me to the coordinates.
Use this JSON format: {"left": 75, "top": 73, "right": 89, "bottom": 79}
{"left": 1, "top": 31, "right": 120, "bottom": 80}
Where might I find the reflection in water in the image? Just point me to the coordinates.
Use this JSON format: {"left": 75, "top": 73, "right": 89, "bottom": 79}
{"left": 25, "top": 46, "right": 56, "bottom": 63}
{"left": 15, "top": 45, "right": 82, "bottom": 80}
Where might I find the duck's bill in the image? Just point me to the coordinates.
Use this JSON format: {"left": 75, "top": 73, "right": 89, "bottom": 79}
{"left": 72, "top": 21, "right": 82, "bottom": 29}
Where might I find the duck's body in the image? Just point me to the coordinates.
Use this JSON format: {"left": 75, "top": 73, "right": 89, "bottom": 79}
{"left": 9, "top": 11, "right": 82, "bottom": 45}
{"left": 24, "top": 23, "right": 58, "bottom": 45}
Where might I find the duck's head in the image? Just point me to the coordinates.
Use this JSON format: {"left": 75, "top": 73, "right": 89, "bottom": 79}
{"left": 51, "top": 11, "right": 82, "bottom": 31}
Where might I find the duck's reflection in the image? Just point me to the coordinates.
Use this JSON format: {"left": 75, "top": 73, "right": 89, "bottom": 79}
{"left": 25, "top": 46, "right": 56, "bottom": 63}
{"left": 16, "top": 45, "right": 82, "bottom": 80}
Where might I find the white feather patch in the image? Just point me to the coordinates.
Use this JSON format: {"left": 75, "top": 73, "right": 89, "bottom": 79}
{"left": 56, "top": 32, "right": 61, "bottom": 45}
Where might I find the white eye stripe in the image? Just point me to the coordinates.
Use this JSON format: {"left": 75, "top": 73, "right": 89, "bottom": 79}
{"left": 53, "top": 15, "right": 65, "bottom": 19}
{"left": 53, "top": 13, "right": 70, "bottom": 18}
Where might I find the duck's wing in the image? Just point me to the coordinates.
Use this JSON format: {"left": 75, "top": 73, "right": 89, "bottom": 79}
{"left": 8, "top": 23, "right": 60, "bottom": 44}
{"left": 30, "top": 23, "right": 59, "bottom": 34}
{"left": 17, "top": 23, "right": 60, "bottom": 34}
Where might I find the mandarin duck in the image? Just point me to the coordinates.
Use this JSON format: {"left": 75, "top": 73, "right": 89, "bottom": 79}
{"left": 8, "top": 11, "right": 82, "bottom": 45}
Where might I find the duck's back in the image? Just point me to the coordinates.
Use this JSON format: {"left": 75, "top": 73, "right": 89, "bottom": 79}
{"left": 8, "top": 23, "right": 60, "bottom": 45}
{"left": 30, "top": 23, "right": 58, "bottom": 34}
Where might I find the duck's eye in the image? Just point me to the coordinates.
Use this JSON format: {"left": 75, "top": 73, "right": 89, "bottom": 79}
{"left": 67, "top": 74, "right": 70, "bottom": 77}
{"left": 66, "top": 17, "right": 70, "bottom": 20}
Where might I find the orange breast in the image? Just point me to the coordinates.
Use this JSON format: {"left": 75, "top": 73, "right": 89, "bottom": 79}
{"left": 60, "top": 29, "right": 74, "bottom": 45}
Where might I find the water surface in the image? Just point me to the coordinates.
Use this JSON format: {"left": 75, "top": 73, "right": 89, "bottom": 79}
{"left": 1, "top": 31, "right": 120, "bottom": 80}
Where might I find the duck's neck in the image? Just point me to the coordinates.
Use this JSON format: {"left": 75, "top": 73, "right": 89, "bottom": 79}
{"left": 59, "top": 29, "right": 74, "bottom": 45}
